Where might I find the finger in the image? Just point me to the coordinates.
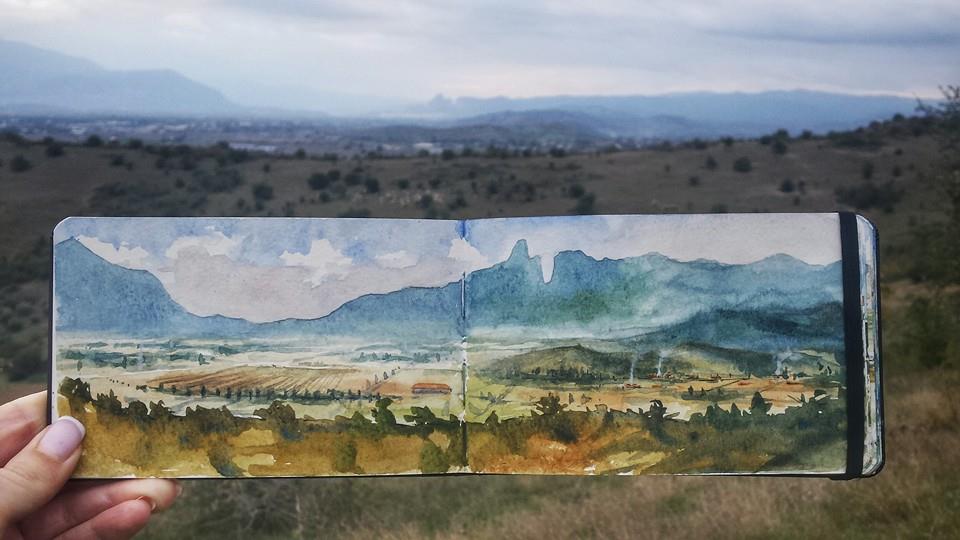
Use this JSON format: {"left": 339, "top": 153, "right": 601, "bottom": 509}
{"left": 0, "top": 392, "right": 47, "bottom": 466}
{"left": 21, "top": 479, "right": 181, "bottom": 539}
{"left": 57, "top": 499, "right": 153, "bottom": 540}
{"left": 0, "top": 416, "right": 84, "bottom": 531}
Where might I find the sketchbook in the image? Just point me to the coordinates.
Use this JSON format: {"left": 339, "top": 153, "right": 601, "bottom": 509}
{"left": 49, "top": 213, "right": 883, "bottom": 479}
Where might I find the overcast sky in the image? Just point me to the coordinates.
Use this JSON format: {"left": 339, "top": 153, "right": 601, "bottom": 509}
{"left": 54, "top": 215, "right": 840, "bottom": 322}
{"left": 1, "top": 1, "right": 958, "bottom": 113}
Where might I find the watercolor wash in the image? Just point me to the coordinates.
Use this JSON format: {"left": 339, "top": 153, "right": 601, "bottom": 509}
{"left": 52, "top": 215, "right": 851, "bottom": 477}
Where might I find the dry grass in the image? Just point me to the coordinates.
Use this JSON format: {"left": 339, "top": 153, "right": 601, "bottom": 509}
{"left": 0, "top": 124, "right": 956, "bottom": 537}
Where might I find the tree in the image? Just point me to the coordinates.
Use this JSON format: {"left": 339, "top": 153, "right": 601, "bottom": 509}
{"left": 733, "top": 156, "right": 752, "bottom": 173}
{"left": 307, "top": 172, "right": 331, "bottom": 190}
{"left": 534, "top": 393, "right": 567, "bottom": 416}
{"left": 252, "top": 183, "right": 274, "bottom": 201}
{"left": 573, "top": 193, "right": 596, "bottom": 214}
{"left": 371, "top": 397, "right": 397, "bottom": 427}
{"left": 912, "top": 85, "right": 960, "bottom": 286}
{"left": 646, "top": 399, "right": 667, "bottom": 423}
{"left": 10, "top": 154, "right": 31, "bottom": 173}
{"left": 254, "top": 401, "right": 301, "bottom": 440}
{"left": 45, "top": 143, "right": 65, "bottom": 158}
{"left": 750, "top": 391, "right": 771, "bottom": 416}
{"left": 419, "top": 439, "right": 450, "bottom": 473}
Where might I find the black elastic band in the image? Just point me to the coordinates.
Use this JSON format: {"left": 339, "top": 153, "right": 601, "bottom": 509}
{"left": 839, "top": 212, "right": 865, "bottom": 478}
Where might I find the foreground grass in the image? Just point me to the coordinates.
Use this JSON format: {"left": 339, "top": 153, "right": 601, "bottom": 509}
{"left": 134, "top": 370, "right": 959, "bottom": 539}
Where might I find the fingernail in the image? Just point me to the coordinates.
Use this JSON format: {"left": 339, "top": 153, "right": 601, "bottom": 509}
{"left": 137, "top": 496, "right": 158, "bottom": 512}
{"left": 37, "top": 416, "right": 85, "bottom": 461}
{"left": 174, "top": 481, "right": 184, "bottom": 497}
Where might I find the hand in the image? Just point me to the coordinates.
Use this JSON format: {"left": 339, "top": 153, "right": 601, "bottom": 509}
{"left": 0, "top": 392, "right": 181, "bottom": 539}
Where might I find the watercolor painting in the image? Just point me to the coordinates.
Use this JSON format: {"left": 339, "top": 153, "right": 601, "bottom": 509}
{"left": 53, "top": 217, "right": 470, "bottom": 477}
{"left": 461, "top": 214, "right": 849, "bottom": 474}
{"left": 52, "top": 214, "right": 853, "bottom": 477}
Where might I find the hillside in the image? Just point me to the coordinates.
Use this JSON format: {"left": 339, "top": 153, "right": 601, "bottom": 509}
{"left": 0, "top": 112, "right": 946, "bottom": 379}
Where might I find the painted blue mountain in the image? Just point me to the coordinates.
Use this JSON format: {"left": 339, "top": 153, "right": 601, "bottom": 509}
{"left": 54, "top": 238, "right": 461, "bottom": 341}
{"left": 464, "top": 239, "right": 842, "bottom": 336}
{"left": 54, "top": 238, "right": 255, "bottom": 336}
{"left": 55, "top": 237, "right": 842, "bottom": 346}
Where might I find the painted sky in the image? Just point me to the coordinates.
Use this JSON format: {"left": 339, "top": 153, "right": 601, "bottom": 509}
{"left": 1, "top": 1, "right": 957, "bottom": 113}
{"left": 54, "top": 215, "right": 840, "bottom": 322}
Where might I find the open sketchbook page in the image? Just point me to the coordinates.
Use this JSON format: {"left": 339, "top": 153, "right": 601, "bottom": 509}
{"left": 462, "top": 214, "right": 848, "bottom": 475}
{"left": 51, "top": 214, "right": 869, "bottom": 478}
{"left": 53, "top": 217, "right": 469, "bottom": 477}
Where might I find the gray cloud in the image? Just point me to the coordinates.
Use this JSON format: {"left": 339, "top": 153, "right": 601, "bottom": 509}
{"left": 0, "top": 0, "right": 956, "bottom": 110}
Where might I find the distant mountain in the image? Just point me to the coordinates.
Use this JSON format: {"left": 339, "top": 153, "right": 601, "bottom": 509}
{"left": 415, "top": 90, "right": 920, "bottom": 138}
{"left": 0, "top": 40, "right": 239, "bottom": 116}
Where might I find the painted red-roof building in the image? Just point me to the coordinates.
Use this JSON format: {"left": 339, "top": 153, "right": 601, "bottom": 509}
{"left": 411, "top": 382, "right": 452, "bottom": 395}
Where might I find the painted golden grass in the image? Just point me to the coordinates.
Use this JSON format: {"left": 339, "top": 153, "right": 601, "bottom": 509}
{"left": 59, "top": 366, "right": 846, "bottom": 478}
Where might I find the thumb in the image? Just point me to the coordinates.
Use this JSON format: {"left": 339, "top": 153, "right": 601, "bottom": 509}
{"left": 0, "top": 416, "right": 85, "bottom": 531}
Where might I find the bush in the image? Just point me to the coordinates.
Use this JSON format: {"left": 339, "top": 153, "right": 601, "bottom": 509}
{"left": 772, "top": 139, "right": 788, "bottom": 155}
{"left": 10, "top": 154, "right": 31, "bottom": 173}
{"left": 252, "top": 183, "right": 274, "bottom": 201}
{"left": 573, "top": 193, "right": 596, "bottom": 214}
{"left": 45, "top": 143, "right": 65, "bottom": 158}
{"left": 419, "top": 440, "right": 450, "bottom": 474}
{"left": 307, "top": 172, "right": 332, "bottom": 190}
{"left": 568, "top": 184, "right": 586, "bottom": 198}
{"left": 688, "top": 176, "right": 701, "bottom": 187}
{"left": 337, "top": 208, "right": 371, "bottom": 218}
{"left": 704, "top": 155, "right": 718, "bottom": 170}
{"left": 84, "top": 135, "right": 104, "bottom": 147}
{"left": 835, "top": 181, "right": 903, "bottom": 211}
{"left": 779, "top": 179, "right": 795, "bottom": 193}
{"left": 732, "top": 157, "right": 752, "bottom": 173}
{"left": 861, "top": 161, "right": 875, "bottom": 180}
{"left": 364, "top": 177, "right": 380, "bottom": 193}
{"left": 191, "top": 169, "right": 244, "bottom": 193}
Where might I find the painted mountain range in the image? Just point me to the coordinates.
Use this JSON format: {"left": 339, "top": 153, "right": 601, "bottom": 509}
{"left": 54, "top": 236, "right": 842, "bottom": 349}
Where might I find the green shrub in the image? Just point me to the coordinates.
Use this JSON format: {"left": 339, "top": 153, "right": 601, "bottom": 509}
{"left": 733, "top": 157, "right": 752, "bottom": 173}
{"left": 10, "top": 154, "right": 31, "bottom": 173}
{"left": 252, "top": 183, "right": 274, "bottom": 201}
